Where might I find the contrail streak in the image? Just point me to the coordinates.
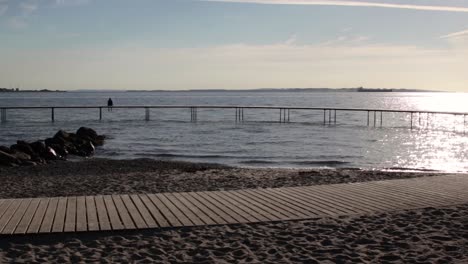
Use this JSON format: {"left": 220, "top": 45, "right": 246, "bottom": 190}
{"left": 203, "top": 0, "right": 468, "bottom": 13}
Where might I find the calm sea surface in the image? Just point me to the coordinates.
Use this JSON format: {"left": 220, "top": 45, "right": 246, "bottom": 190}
{"left": 1, "top": 91, "right": 468, "bottom": 172}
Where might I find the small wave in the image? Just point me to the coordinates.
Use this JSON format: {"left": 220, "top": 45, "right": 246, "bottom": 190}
{"left": 135, "top": 153, "right": 234, "bottom": 159}
{"left": 384, "top": 167, "right": 440, "bottom": 172}
{"left": 292, "top": 160, "right": 350, "bottom": 166}
{"left": 240, "top": 160, "right": 277, "bottom": 164}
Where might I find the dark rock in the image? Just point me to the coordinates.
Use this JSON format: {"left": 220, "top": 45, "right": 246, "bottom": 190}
{"left": 49, "top": 144, "right": 68, "bottom": 157}
{"left": 76, "top": 127, "right": 98, "bottom": 141}
{"left": 21, "top": 160, "right": 37, "bottom": 166}
{"left": 0, "top": 150, "right": 19, "bottom": 166}
{"left": 78, "top": 141, "right": 95, "bottom": 157}
{"left": 43, "top": 147, "right": 58, "bottom": 160}
{"left": 11, "top": 141, "right": 34, "bottom": 156}
{"left": 30, "top": 141, "right": 47, "bottom": 155}
{"left": 93, "top": 135, "right": 106, "bottom": 146}
{"left": 45, "top": 136, "right": 66, "bottom": 147}
{"left": 0, "top": 145, "right": 12, "bottom": 154}
{"left": 13, "top": 151, "right": 31, "bottom": 161}
{"left": 54, "top": 130, "right": 70, "bottom": 140}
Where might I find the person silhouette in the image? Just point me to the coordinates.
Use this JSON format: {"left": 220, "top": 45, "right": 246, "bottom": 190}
{"left": 107, "top": 98, "right": 113, "bottom": 112}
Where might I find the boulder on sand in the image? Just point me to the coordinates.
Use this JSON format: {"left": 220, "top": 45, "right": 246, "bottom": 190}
{"left": 10, "top": 141, "right": 34, "bottom": 156}
{"left": 13, "top": 151, "right": 31, "bottom": 162}
{"left": 76, "top": 127, "right": 98, "bottom": 142}
{"left": 0, "top": 150, "right": 19, "bottom": 166}
{"left": 30, "top": 141, "right": 47, "bottom": 155}
{"left": 0, "top": 146, "right": 12, "bottom": 154}
{"left": 0, "top": 127, "right": 105, "bottom": 167}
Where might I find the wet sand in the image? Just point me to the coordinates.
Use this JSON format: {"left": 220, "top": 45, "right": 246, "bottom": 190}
{"left": 0, "top": 158, "right": 445, "bottom": 199}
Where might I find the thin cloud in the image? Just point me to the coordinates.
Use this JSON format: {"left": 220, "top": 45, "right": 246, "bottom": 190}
{"left": 0, "top": 5, "right": 8, "bottom": 16}
{"left": 204, "top": 0, "right": 468, "bottom": 13}
{"left": 441, "top": 29, "right": 468, "bottom": 39}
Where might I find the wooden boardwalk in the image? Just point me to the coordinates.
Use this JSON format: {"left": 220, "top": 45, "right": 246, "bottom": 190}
{"left": 0, "top": 174, "right": 467, "bottom": 236}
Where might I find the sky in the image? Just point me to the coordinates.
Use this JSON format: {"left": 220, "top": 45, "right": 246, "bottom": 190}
{"left": 0, "top": 0, "right": 467, "bottom": 91}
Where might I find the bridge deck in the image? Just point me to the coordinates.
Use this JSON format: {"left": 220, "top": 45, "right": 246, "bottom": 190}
{"left": 0, "top": 174, "right": 467, "bottom": 235}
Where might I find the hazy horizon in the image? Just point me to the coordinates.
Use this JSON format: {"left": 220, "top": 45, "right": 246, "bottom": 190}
{"left": 1, "top": 0, "right": 467, "bottom": 92}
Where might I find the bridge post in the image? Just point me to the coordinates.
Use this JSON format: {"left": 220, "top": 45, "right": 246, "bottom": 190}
{"left": 367, "top": 111, "right": 370, "bottom": 126}
{"left": 334, "top": 110, "right": 336, "bottom": 124}
{"left": 380, "top": 112, "right": 383, "bottom": 127}
{"left": 374, "top": 111, "right": 377, "bottom": 127}
{"left": 99, "top": 107, "right": 102, "bottom": 120}
{"left": 410, "top": 112, "right": 413, "bottom": 129}
{"left": 191, "top": 107, "right": 197, "bottom": 122}
{"left": 145, "top": 107, "right": 150, "bottom": 121}
{"left": 51, "top": 108, "right": 55, "bottom": 122}
{"left": 323, "top": 110, "right": 326, "bottom": 125}
{"left": 0, "top": 108, "right": 6, "bottom": 123}
{"left": 328, "top": 109, "right": 332, "bottom": 124}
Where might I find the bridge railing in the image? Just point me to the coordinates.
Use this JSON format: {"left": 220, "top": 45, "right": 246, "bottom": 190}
{"left": 0, "top": 105, "right": 467, "bottom": 131}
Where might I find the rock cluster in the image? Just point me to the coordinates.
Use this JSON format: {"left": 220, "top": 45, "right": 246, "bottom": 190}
{"left": 0, "top": 127, "right": 105, "bottom": 167}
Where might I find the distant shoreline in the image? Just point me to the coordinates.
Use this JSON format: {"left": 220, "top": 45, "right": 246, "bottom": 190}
{"left": 0, "top": 88, "right": 66, "bottom": 93}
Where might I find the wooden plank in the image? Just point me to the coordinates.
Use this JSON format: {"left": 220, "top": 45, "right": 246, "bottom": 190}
{"left": 2, "top": 199, "right": 32, "bottom": 234}
{"left": 372, "top": 181, "right": 461, "bottom": 204}
{"left": 329, "top": 183, "right": 426, "bottom": 209}
{"left": 235, "top": 190, "right": 290, "bottom": 219}
{"left": 27, "top": 198, "right": 49, "bottom": 234}
{"left": 129, "top": 195, "right": 158, "bottom": 228}
{"left": 172, "top": 193, "right": 217, "bottom": 225}
{"left": 272, "top": 188, "right": 339, "bottom": 216}
{"left": 94, "top": 196, "right": 111, "bottom": 231}
{"left": 147, "top": 194, "right": 183, "bottom": 227}
{"left": 75, "top": 197, "right": 88, "bottom": 232}
{"left": 212, "top": 191, "right": 268, "bottom": 222}
{"left": 39, "top": 198, "right": 58, "bottom": 233}
{"left": 64, "top": 197, "right": 77, "bottom": 232}
{"left": 138, "top": 194, "right": 169, "bottom": 228}
{"left": 192, "top": 192, "right": 241, "bottom": 224}
{"left": 120, "top": 195, "right": 147, "bottom": 229}
{"left": 0, "top": 200, "right": 21, "bottom": 233}
{"left": 112, "top": 195, "right": 136, "bottom": 229}
{"left": 178, "top": 193, "right": 227, "bottom": 225}
{"left": 155, "top": 193, "right": 193, "bottom": 226}
{"left": 305, "top": 184, "right": 396, "bottom": 211}
{"left": 341, "top": 183, "right": 433, "bottom": 208}
{"left": 0, "top": 200, "right": 7, "bottom": 218}
{"left": 86, "top": 196, "right": 100, "bottom": 231}
{"left": 222, "top": 191, "right": 280, "bottom": 221}
{"left": 289, "top": 186, "right": 361, "bottom": 214}
{"left": 52, "top": 197, "right": 67, "bottom": 233}
{"left": 244, "top": 189, "right": 310, "bottom": 218}
{"left": 165, "top": 193, "right": 205, "bottom": 226}
{"left": 0, "top": 200, "right": 16, "bottom": 232}
{"left": 315, "top": 185, "right": 398, "bottom": 212}
{"left": 360, "top": 182, "right": 454, "bottom": 207}
{"left": 186, "top": 192, "right": 237, "bottom": 224}
{"left": 103, "top": 195, "right": 124, "bottom": 230}
{"left": 202, "top": 191, "right": 252, "bottom": 223}
{"left": 291, "top": 186, "right": 372, "bottom": 214}
{"left": 14, "top": 199, "right": 41, "bottom": 234}
{"left": 253, "top": 189, "right": 318, "bottom": 218}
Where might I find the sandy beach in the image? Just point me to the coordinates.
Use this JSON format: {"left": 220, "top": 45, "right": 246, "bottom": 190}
{"left": 0, "top": 159, "right": 467, "bottom": 263}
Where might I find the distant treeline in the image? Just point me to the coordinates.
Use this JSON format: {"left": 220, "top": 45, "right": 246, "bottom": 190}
{"left": 125, "top": 88, "right": 436, "bottom": 93}
{"left": 0, "top": 88, "right": 66, "bottom": 92}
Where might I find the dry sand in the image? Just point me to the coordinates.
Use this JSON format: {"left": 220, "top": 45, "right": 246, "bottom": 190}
{"left": 1, "top": 204, "right": 467, "bottom": 263}
{"left": 0, "top": 158, "right": 467, "bottom": 263}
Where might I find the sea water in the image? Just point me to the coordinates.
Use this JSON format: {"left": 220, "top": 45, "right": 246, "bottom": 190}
{"left": 1, "top": 91, "right": 468, "bottom": 172}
